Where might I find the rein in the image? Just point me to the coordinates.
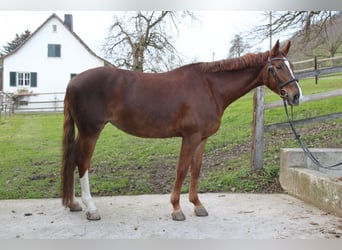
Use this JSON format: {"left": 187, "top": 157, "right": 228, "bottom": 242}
{"left": 268, "top": 57, "right": 342, "bottom": 170}
{"left": 282, "top": 99, "right": 342, "bottom": 170}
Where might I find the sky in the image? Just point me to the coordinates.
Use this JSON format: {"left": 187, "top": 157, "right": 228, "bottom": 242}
{"left": 0, "top": 11, "right": 277, "bottom": 64}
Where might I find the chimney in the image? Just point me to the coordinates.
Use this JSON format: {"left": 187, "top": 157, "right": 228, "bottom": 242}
{"left": 64, "top": 14, "right": 73, "bottom": 31}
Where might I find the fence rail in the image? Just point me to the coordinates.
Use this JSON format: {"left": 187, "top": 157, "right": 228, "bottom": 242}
{"left": 293, "top": 55, "right": 342, "bottom": 72}
{"left": 10, "top": 92, "right": 64, "bottom": 114}
{"left": 265, "top": 112, "right": 342, "bottom": 131}
{"left": 265, "top": 89, "right": 342, "bottom": 110}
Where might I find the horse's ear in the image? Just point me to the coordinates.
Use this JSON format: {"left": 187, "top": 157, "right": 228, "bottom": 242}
{"left": 281, "top": 41, "right": 291, "bottom": 56}
{"left": 270, "top": 40, "right": 280, "bottom": 57}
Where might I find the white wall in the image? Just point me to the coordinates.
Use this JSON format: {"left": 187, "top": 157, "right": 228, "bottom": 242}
{"left": 2, "top": 15, "right": 106, "bottom": 111}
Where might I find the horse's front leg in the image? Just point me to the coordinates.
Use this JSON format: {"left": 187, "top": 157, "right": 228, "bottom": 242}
{"left": 189, "top": 138, "right": 208, "bottom": 217}
{"left": 170, "top": 134, "right": 201, "bottom": 221}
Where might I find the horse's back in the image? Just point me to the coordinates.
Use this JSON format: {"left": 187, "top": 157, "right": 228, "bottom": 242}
{"left": 67, "top": 66, "right": 120, "bottom": 91}
{"left": 64, "top": 65, "right": 219, "bottom": 139}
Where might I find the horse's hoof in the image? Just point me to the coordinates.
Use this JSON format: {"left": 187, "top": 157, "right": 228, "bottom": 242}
{"left": 86, "top": 210, "right": 101, "bottom": 220}
{"left": 69, "top": 202, "right": 82, "bottom": 212}
{"left": 194, "top": 206, "right": 208, "bottom": 217}
{"left": 172, "top": 210, "right": 186, "bottom": 221}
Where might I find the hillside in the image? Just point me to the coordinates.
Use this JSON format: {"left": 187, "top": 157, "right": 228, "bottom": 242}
{"left": 287, "top": 14, "right": 342, "bottom": 62}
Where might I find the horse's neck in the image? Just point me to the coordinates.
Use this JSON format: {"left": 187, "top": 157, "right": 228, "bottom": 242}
{"left": 209, "top": 67, "right": 264, "bottom": 112}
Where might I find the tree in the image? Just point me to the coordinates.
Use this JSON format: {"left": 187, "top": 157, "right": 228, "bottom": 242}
{"left": 261, "top": 12, "right": 342, "bottom": 61}
{"left": 315, "top": 14, "right": 342, "bottom": 58}
{"left": 103, "top": 11, "right": 196, "bottom": 72}
{"left": 228, "top": 34, "right": 250, "bottom": 58}
{"left": 248, "top": 11, "right": 339, "bottom": 45}
{"left": 1, "top": 30, "right": 31, "bottom": 56}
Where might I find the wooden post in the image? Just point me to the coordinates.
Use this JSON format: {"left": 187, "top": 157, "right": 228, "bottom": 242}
{"left": 251, "top": 85, "right": 265, "bottom": 171}
{"left": 250, "top": 11, "right": 271, "bottom": 171}
{"left": 314, "top": 56, "right": 318, "bottom": 85}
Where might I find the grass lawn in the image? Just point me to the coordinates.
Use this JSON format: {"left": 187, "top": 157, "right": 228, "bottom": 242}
{"left": 0, "top": 75, "right": 341, "bottom": 199}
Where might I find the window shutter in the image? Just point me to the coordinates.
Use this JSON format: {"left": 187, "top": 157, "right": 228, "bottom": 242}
{"left": 10, "top": 72, "right": 16, "bottom": 87}
{"left": 30, "top": 72, "right": 37, "bottom": 87}
{"left": 48, "top": 44, "right": 53, "bottom": 57}
{"left": 56, "top": 45, "right": 61, "bottom": 57}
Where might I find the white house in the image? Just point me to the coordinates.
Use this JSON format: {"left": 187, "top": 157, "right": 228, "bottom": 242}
{"left": 1, "top": 13, "right": 112, "bottom": 112}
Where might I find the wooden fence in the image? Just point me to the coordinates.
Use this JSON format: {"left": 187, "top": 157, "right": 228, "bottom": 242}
{"left": 0, "top": 91, "right": 14, "bottom": 119}
{"left": 264, "top": 89, "right": 342, "bottom": 132}
{"left": 0, "top": 92, "right": 64, "bottom": 116}
{"left": 265, "top": 89, "right": 342, "bottom": 110}
{"left": 293, "top": 55, "right": 342, "bottom": 83}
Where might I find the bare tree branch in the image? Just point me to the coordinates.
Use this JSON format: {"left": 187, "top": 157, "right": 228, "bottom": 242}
{"left": 248, "top": 11, "right": 339, "bottom": 45}
{"left": 264, "top": 12, "right": 342, "bottom": 61}
{"left": 103, "top": 11, "right": 197, "bottom": 72}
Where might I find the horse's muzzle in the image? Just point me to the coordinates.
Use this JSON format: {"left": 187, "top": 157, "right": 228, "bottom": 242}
{"left": 286, "top": 92, "right": 302, "bottom": 106}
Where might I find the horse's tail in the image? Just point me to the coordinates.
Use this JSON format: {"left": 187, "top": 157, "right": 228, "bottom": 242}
{"left": 61, "top": 97, "right": 76, "bottom": 208}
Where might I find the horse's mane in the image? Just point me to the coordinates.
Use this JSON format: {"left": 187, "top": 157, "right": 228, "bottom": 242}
{"left": 200, "top": 51, "right": 269, "bottom": 73}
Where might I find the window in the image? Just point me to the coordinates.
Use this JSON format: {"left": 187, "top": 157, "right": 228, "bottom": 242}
{"left": 10, "top": 72, "right": 37, "bottom": 88}
{"left": 52, "top": 25, "right": 57, "bottom": 32}
{"left": 48, "top": 44, "right": 61, "bottom": 57}
{"left": 70, "top": 73, "right": 77, "bottom": 79}
{"left": 18, "top": 73, "right": 30, "bottom": 87}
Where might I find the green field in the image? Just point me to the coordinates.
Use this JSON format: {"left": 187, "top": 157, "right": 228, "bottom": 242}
{"left": 0, "top": 75, "right": 341, "bottom": 199}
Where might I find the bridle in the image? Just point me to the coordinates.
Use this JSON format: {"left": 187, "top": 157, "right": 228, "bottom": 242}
{"left": 267, "top": 57, "right": 342, "bottom": 170}
{"left": 267, "top": 57, "right": 298, "bottom": 99}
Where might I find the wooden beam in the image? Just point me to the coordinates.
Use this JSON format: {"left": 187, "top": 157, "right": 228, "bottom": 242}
{"left": 251, "top": 86, "right": 265, "bottom": 171}
{"left": 295, "top": 65, "right": 342, "bottom": 79}
{"left": 265, "top": 89, "right": 342, "bottom": 110}
{"left": 265, "top": 112, "right": 342, "bottom": 131}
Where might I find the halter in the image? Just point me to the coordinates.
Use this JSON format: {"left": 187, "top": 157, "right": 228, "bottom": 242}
{"left": 267, "top": 57, "right": 298, "bottom": 98}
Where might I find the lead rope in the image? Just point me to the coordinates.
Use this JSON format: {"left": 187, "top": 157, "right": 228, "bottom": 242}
{"left": 282, "top": 98, "right": 342, "bottom": 170}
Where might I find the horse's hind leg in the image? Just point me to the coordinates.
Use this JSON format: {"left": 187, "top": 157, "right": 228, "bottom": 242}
{"left": 75, "top": 134, "right": 101, "bottom": 220}
{"left": 80, "top": 170, "right": 100, "bottom": 220}
{"left": 189, "top": 139, "right": 208, "bottom": 217}
{"left": 69, "top": 183, "right": 83, "bottom": 212}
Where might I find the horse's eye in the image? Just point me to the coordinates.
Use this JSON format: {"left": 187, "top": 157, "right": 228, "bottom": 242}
{"left": 276, "top": 65, "right": 282, "bottom": 70}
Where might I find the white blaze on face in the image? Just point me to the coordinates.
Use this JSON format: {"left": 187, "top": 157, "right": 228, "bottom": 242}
{"left": 283, "top": 58, "right": 303, "bottom": 103}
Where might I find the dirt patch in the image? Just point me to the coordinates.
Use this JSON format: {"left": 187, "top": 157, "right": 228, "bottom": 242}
{"left": 85, "top": 120, "right": 341, "bottom": 196}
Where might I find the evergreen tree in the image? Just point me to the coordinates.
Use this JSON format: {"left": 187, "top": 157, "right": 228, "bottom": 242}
{"left": 1, "top": 29, "right": 31, "bottom": 56}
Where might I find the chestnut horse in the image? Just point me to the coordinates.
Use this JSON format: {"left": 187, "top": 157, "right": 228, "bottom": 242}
{"left": 62, "top": 40, "right": 302, "bottom": 221}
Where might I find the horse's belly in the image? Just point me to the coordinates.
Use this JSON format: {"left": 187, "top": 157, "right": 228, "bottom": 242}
{"left": 109, "top": 112, "right": 180, "bottom": 139}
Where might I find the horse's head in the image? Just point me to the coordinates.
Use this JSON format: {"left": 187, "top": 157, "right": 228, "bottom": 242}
{"left": 263, "top": 40, "right": 303, "bottom": 106}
